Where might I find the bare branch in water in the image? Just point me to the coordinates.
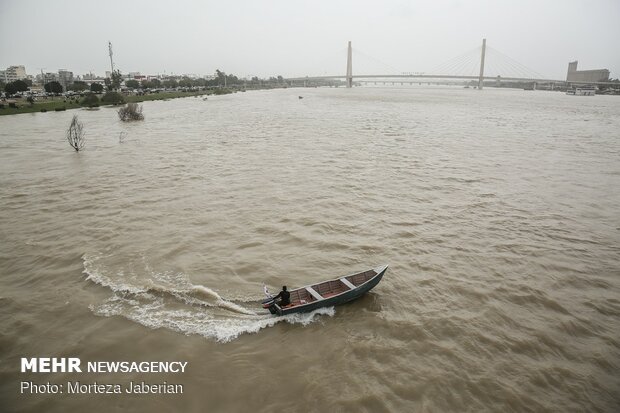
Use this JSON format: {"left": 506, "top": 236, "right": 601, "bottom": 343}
{"left": 66, "top": 115, "right": 85, "bottom": 151}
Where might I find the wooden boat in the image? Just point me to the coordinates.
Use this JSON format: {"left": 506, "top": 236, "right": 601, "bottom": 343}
{"left": 262, "top": 265, "right": 388, "bottom": 316}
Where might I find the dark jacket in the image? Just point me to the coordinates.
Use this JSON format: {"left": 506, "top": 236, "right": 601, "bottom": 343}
{"left": 274, "top": 290, "right": 291, "bottom": 306}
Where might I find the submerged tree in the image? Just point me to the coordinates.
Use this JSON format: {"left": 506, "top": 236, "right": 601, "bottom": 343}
{"left": 66, "top": 115, "right": 85, "bottom": 151}
{"left": 118, "top": 102, "right": 144, "bottom": 121}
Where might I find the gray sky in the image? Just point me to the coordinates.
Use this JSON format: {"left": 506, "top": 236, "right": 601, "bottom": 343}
{"left": 1, "top": 0, "right": 619, "bottom": 80}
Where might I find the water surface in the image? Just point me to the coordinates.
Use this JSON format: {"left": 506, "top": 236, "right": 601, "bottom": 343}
{"left": 1, "top": 87, "right": 619, "bottom": 412}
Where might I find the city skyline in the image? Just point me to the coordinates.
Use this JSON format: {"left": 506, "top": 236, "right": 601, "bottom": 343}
{"left": 1, "top": 0, "right": 619, "bottom": 80}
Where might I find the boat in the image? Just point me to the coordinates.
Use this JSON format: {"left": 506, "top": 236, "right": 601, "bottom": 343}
{"left": 262, "top": 265, "right": 388, "bottom": 316}
{"left": 566, "top": 86, "right": 596, "bottom": 96}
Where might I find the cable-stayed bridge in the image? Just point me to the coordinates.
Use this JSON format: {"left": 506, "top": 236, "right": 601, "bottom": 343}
{"left": 286, "top": 39, "right": 607, "bottom": 88}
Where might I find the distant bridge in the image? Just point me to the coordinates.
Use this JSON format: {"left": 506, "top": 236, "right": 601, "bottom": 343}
{"left": 286, "top": 40, "right": 615, "bottom": 88}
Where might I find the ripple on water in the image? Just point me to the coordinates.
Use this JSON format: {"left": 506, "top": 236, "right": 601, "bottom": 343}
{"left": 1, "top": 88, "right": 619, "bottom": 412}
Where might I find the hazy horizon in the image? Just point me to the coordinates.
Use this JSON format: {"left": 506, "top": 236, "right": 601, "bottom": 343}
{"left": 1, "top": 0, "right": 619, "bottom": 80}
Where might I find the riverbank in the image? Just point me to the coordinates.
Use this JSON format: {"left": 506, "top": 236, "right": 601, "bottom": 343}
{"left": 0, "top": 89, "right": 234, "bottom": 116}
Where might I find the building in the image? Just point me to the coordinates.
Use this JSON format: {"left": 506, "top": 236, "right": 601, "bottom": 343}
{"left": 2, "top": 65, "right": 27, "bottom": 82}
{"left": 37, "top": 72, "right": 58, "bottom": 85}
{"left": 566, "top": 61, "right": 609, "bottom": 83}
{"left": 58, "top": 69, "right": 74, "bottom": 91}
{"left": 82, "top": 72, "right": 98, "bottom": 81}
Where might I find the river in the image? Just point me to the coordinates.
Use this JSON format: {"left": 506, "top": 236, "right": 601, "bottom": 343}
{"left": 1, "top": 86, "right": 619, "bottom": 412}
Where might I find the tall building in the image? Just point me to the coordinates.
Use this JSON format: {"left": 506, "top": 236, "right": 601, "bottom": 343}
{"left": 3, "top": 65, "right": 27, "bottom": 82}
{"left": 58, "top": 69, "right": 74, "bottom": 91}
{"left": 566, "top": 61, "right": 609, "bottom": 83}
{"left": 38, "top": 72, "right": 58, "bottom": 85}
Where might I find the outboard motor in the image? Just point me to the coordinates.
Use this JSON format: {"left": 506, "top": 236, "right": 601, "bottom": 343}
{"left": 261, "top": 297, "right": 277, "bottom": 314}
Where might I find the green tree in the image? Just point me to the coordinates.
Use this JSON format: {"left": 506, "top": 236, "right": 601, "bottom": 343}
{"left": 45, "top": 81, "right": 63, "bottom": 94}
{"left": 90, "top": 83, "right": 104, "bottom": 93}
{"left": 4, "top": 82, "right": 18, "bottom": 96}
{"left": 215, "top": 69, "right": 226, "bottom": 85}
{"left": 111, "top": 70, "right": 123, "bottom": 90}
{"left": 82, "top": 93, "right": 99, "bottom": 107}
{"left": 178, "top": 77, "right": 193, "bottom": 88}
{"left": 125, "top": 79, "right": 140, "bottom": 89}
{"left": 163, "top": 79, "right": 178, "bottom": 89}
{"left": 226, "top": 74, "right": 239, "bottom": 85}
{"left": 150, "top": 78, "right": 161, "bottom": 88}
{"left": 70, "top": 81, "right": 88, "bottom": 91}
{"left": 13, "top": 79, "right": 29, "bottom": 92}
{"left": 101, "top": 91, "right": 125, "bottom": 104}
{"left": 21, "top": 78, "right": 33, "bottom": 87}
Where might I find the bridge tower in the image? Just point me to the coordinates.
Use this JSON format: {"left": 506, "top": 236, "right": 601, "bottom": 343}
{"left": 108, "top": 41, "right": 115, "bottom": 74}
{"left": 478, "top": 38, "right": 486, "bottom": 89}
{"left": 346, "top": 41, "right": 353, "bottom": 88}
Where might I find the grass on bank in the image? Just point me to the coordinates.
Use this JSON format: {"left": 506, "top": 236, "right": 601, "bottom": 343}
{"left": 0, "top": 89, "right": 228, "bottom": 116}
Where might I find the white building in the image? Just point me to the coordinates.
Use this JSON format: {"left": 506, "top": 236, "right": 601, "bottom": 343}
{"left": 566, "top": 61, "right": 609, "bottom": 83}
{"left": 58, "top": 69, "right": 74, "bottom": 91}
{"left": 3, "top": 65, "right": 27, "bottom": 82}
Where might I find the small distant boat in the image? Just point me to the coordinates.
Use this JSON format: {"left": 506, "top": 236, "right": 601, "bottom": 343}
{"left": 567, "top": 86, "right": 596, "bottom": 96}
{"left": 298, "top": 96, "right": 304, "bottom": 99}
{"left": 262, "top": 265, "right": 388, "bottom": 316}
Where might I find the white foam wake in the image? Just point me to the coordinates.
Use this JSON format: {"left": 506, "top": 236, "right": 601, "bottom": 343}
{"left": 82, "top": 253, "right": 335, "bottom": 342}
{"left": 92, "top": 297, "right": 335, "bottom": 343}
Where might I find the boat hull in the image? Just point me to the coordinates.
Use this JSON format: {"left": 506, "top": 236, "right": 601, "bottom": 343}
{"left": 270, "top": 265, "right": 387, "bottom": 316}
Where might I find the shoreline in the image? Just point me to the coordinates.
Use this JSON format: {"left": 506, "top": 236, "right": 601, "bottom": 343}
{"left": 0, "top": 87, "right": 276, "bottom": 116}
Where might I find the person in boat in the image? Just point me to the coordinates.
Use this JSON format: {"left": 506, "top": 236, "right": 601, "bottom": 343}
{"left": 273, "top": 286, "right": 290, "bottom": 306}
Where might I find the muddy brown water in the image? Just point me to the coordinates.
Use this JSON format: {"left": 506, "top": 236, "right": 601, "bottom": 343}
{"left": 1, "top": 87, "right": 619, "bottom": 412}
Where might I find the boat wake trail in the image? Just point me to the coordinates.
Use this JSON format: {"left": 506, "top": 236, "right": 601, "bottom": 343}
{"left": 82, "top": 253, "right": 334, "bottom": 342}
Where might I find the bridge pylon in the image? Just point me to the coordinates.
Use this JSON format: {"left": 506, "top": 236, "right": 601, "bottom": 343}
{"left": 346, "top": 41, "right": 352, "bottom": 88}
{"left": 478, "top": 38, "right": 486, "bottom": 89}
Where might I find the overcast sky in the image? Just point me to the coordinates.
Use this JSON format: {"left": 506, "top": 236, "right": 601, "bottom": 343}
{"left": 1, "top": 0, "right": 619, "bottom": 80}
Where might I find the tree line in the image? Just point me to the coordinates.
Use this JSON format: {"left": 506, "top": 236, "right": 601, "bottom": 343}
{"left": 2, "top": 69, "right": 288, "bottom": 97}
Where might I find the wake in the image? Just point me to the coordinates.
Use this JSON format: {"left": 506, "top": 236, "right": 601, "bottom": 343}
{"left": 82, "top": 253, "right": 335, "bottom": 342}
